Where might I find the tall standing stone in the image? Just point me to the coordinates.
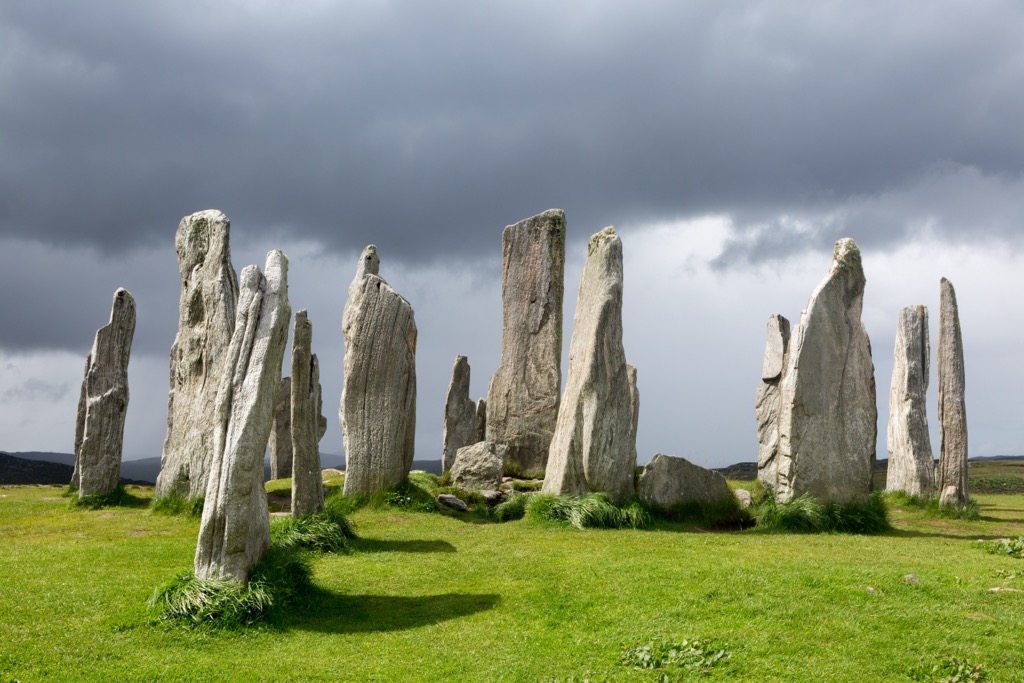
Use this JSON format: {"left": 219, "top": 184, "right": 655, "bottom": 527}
{"left": 291, "top": 310, "right": 327, "bottom": 517}
{"left": 543, "top": 227, "right": 636, "bottom": 504}
{"left": 487, "top": 209, "right": 566, "bottom": 473}
{"left": 442, "top": 356, "right": 478, "bottom": 472}
{"left": 269, "top": 377, "right": 293, "bottom": 480}
{"left": 194, "top": 251, "right": 290, "bottom": 583}
{"left": 340, "top": 246, "right": 417, "bottom": 497}
{"left": 776, "top": 238, "right": 877, "bottom": 504}
{"left": 72, "top": 288, "right": 136, "bottom": 497}
{"left": 937, "top": 278, "right": 968, "bottom": 508}
{"left": 157, "top": 210, "right": 240, "bottom": 500}
{"left": 755, "top": 315, "right": 790, "bottom": 491}
{"left": 474, "top": 398, "right": 487, "bottom": 443}
{"left": 886, "top": 305, "right": 935, "bottom": 498}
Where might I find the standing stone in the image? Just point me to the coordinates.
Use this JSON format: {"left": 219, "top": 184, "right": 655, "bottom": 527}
{"left": 442, "top": 356, "right": 478, "bottom": 472}
{"left": 340, "top": 246, "right": 417, "bottom": 498}
{"left": 474, "top": 398, "right": 487, "bottom": 443}
{"left": 157, "top": 210, "right": 240, "bottom": 500}
{"left": 937, "top": 278, "right": 968, "bottom": 508}
{"left": 886, "top": 306, "right": 935, "bottom": 498}
{"left": 449, "top": 441, "right": 508, "bottom": 491}
{"left": 638, "top": 454, "right": 735, "bottom": 510}
{"left": 194, "top": 251, "right": 290, "bottom": 583}
{"left": 543, "top": 227, "right": 636, "bottom": 504}
{"left": 71, "top": 288, "right": 136, "bottom": 497}
{"left": 755, "top": 315, "right": 791, "bottom": 491}
{"left": 776, "top": 238, "right": 877, "bottom": 504}
{"left": 291, "top": 310, "right": 327, "bottom": 517}
{"left": 487, "top": 209, "right": 566, "bottom": 473}
{"left": 269, "top": 377, "right": 292, "bottom": 480}
{"left": 627, "top": 364, "right": 639, "bottom": 445}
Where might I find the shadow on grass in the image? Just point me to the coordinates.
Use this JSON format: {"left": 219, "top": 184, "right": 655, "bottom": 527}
{"left": 351, "top": 538, "right": 457, "bottom": 553}
{"left": 885, "top": 528, "right": 1013, "bottom": 541}
{"left": 279, "top": 587, "right": 500, "bottom": 633}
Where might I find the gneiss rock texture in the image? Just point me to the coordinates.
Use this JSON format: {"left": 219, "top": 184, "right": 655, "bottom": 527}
{"left": 487, "top": 209, "right": 566, "bottom": 473}
{"left": 543, "top": 227, "right": 636, "bottom": 504}
{"left": 886, "top": 306, "right": 935, "bottom": 498}
{"left": 638, "top": 454, "right": 735, "bottom": 510}
{"left": 777, "top": 238, "right": 877, "bottom": 504}
{"left": 755, "top": 315, "right": 790, "bottom": 491}
{"left": 449, "top": 441, "right": 507, "bottom": 492}
{"left": 937, "top": 278, "right": 969, "bottom": 508}
{"left": 340, "top": 246, "right": 417, "bottom": 498}
{"left": 269, "top": 377, "right": 292, "bottom": 480}
{"left": 195, "top": 251, "right": 290, "bottom": 583}
{"left": 157, "top": 210, "right": 240, "bottom": 501}
{"left": 72, "top": 288, "right": 136, "bottom": 497}
{"left": 291, "top": 310, "right": 327, "bottom": 518}
{"left": 442, "top": 356, "right": 478, "bottom": 473}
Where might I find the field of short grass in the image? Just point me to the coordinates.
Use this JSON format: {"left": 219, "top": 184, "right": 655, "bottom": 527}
{"left": 2, "top": 471, "right": 1024, "bottom": 682}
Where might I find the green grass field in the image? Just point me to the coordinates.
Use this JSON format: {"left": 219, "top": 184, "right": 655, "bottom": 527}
{"left": 2, "top": 464, "right": 1023, "bottom": 682}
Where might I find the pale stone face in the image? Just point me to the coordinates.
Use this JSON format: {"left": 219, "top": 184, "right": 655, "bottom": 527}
{"left": 450, "top": 441, "right": 507, "bottom": 492}
{"left": 73, "top": 288, "right": 136, "bottom": 498}
{"left": 543, "top": 227, "right": 636, "bottom": 504}
{"left": 886, "top": 305, "right": 935, "bottom": 498}
{"left": 937, "top": 278, "right": 968, "bottom": 507}
{"left": 755, "top": 314, "right": 790, "bottom": 491}
{"left": 638, "top": 454, "right": 735, "bottom": 510}
{"left": 442, "top": 355, "right": 478, "bottom": 473}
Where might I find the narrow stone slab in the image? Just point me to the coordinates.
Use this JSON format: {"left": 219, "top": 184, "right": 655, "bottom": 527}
{"left": 886, "top": 305, "right": 935, "bottom": 498}
{"left": 777, "top": 238, "right": 877, "bottom": 504}
{"left": 937, "top": 278, "right": 969, "bottom": 508}
{"left": 341, "top": 246, "right": 417, "bottom": 497}
{"left": 638, "top": 454, "right": 735, "bottom": 510}
{"left": 442, "top": 356, "right": 478, "bottom": 473}
{"left": 269, "top": 377, "right": 292, "bottom": 480}
{"left": 291, "top": 310, "right": 326, "bottom": 518}
{"left": 543, "top": 227, "right": 636, "bottom": 504}
{"left": 755, "top": 314, "right": 790, "bottom": 491}
{"left": 474, "top": 398, "right": 487, "bottom": 443}
{"left": 157, "top": 210, "right": 239, "bottom": 501}
{"left": 487, "top": 209, "right": 566, "bottom": 472}
{"left": 194, "top": 250, "right": 290, "bottom": 583}
{"left": 72, "top": 288, "right": 136, "bottom": 497}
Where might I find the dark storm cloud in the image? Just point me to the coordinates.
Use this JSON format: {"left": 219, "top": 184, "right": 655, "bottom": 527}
{"left": 2, "top": 1, "right": 1023, "bottom": 262}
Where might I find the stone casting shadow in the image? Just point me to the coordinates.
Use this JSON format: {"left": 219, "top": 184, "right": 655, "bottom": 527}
{"left": 351, "top": 537, "right": 457, "bottom": 554}
{"left": 283, "top": 588, "right": 501, "bottom": 634}
{"left": 886, "top": 528, "right": 1014, "bottom": 542}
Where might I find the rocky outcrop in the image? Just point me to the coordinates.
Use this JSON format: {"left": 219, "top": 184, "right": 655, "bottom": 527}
{"left": 474, "top": 398, "right": 487, "bottom": 443}
{"left": 755, "top": 315, "right": 790, "bottom": 491}
{"left": 269, "top": 377, "right": 292, "bottom": 480}
{"left": 487, "top": 209, "right": 566, "bottom": 472}
{"left": 157, "top": 210, "right": 240, "bottom": 500}
{"left": 194, "top": 251, "right": 290, "bottom": 583}
{"left": 543, "top": 227, "right": 636, "bottom": 504}
{"left": 442, "top": 356, "right": 478, "bottom": 473}
{"left": 449, "top": 441, "right": 507, "bottom": 491}
{"left": 340, "top": 246, "right": 417, "bottom": 497}
{"left": 72, "top": 288, "right": 136, "bottom": 497}
{"left": 886, "top": 306, "right": 935, "bottom": 498}
{"left": 776, "top": 238, "right": 877, "bottom": 504}
{"left": 937, "top": 278, "right": 968, "bottom": 508}
{"left": 291, "top": 310, "right": 327, "bottom": 517}
{"left": 638, "top": 454, "right": 735, "bottom": 510}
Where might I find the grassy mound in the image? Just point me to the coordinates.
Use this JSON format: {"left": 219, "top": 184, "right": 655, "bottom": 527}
{"left": 525, "top": 493, "right": 653, "bottom": 530}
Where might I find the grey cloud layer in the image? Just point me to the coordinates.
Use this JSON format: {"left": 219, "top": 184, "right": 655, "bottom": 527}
{"left": 3, "top": 0, "right": 1023, "bottom": 265}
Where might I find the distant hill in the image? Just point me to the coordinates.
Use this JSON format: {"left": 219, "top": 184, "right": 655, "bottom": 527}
{"left": 0, "top": 452, "right": 151, "bottom": 486}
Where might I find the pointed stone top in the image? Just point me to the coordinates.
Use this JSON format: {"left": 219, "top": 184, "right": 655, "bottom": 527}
{"left": 295, "top": 309, "right": 308, "bottom": 323}
{"left": 264, "top": 249, "right": 288, "bottom": 292}
{"left": 588, "top": 226, "right": 617, "bottom": 253}
{"left": 832, "top": 237, "right": 863, "bottom": 273}
{"left": 186, "top": 209, "right": 228, "bottom": 223}
{"left": 112, "top": 287, "right": 135, "bottom": 308}
{"left": 357, "top": 245, "right": 380, "bottom": 278}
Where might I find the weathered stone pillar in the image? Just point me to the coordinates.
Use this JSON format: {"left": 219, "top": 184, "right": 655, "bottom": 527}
{"left": 886, "top": 305, "right": 935, "bottom": 498}
{"left": 937, "top": 278, "right": 969, "bottom": 508}
{"left": 291, "top": 310, "right": 326, "bottom": 517}
{"left": 777, "top": 238, "right": 877, "bottom": 504}
{"left": 269, "top": 377, "right": 293, "bottom": 480}
{"left": 194, "top": 250, "right": 290, "bottom": 583}
{"left": 72, "top": 288, "right": 136, "bottom": 498}
{"left": 543, "top": 227, "right": 636, "bottom": 504}
{"left": 755, "top": 314, "right": 790, "bottom": 491}
{"left": 442, "top": 356, "right": 478, "bottom": 472}
{"left": 474, "top": 398, "right": 487, "bottom": 443}
{"left": 487, "top": 209, "right": 566, "bottom": 473}
{"left": 340, "top": 246, "right": 417, "bottom": 497}
{"left": 157, "top": 210, "right": 239, "bottom": 501}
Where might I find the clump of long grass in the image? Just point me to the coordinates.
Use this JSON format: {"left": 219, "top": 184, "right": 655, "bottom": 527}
{"left": 753, "top": 490, "right": 890, "bottom": 534}
{"left": 526, "top": 494, "right": 653, "bottom": 530}
{"left": 926, "top": 497, "right": 981, "bottom": 521}
{"left": 270, "top": 514, "right": 354, "bottom": 553}
{"left": 494, "top": 493, "right": 529, "bottom": 522}
{"left": 151, "top": 492, "right": 205, "bottom": 517}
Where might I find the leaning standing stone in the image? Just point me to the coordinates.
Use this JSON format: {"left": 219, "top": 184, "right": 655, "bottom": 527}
{"left": 72, "top": 288, "right": 136, "bottom": 498}
{"left": 543, "top": 227, "right": 636, "bottom": 504}
{"left": 776, "top": 238, "right": 877, "bottom": 504}
{"left": 487, "top": 209, "right": 566, "bottom": 473}
{"left": 340, "top": 246, "right": 417, "bottom": 497}
{"left": 442, "top": 356, "right": 478, "bottom": 473}
{"left": 269, "top": 377, "right": 292, "bottom": 480}
{"left": 755, "top": 315, "right": 790, "bottom": 491}
{"left": 291, "top": 310, "right": 326, "bottom": 517}
{"left": 157, "top": 210, "right": 240, "bottom": 501}
{"left": 886, "top": 305, "right": 935, "bottom": 498}
{"left": 937, "top": 278, "right": 969, "bottom": 508}
{"left": 194, "top": 250, "right": 290, "bottom": 583}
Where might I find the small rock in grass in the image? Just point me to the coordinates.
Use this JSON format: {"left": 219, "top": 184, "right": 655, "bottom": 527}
{"left": 437, "top": 494, "right": 468, "bottom": 512}
{"left": 734, "top": 489, "right": 753, "bottom": 509}
{"left": 866, "top": 586, "right": 882, "bottom": 594}
{"left": 481, "top": 490, "right": 505, "bottom": 506}
{"left": 903, "top": 574, "right": 920, "bottom": 585}
{"left": 988, "top": 587, "right": 1023, "bottom": 593}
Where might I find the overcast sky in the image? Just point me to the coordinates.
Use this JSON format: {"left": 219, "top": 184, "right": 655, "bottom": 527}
{"left": 1, "top": 1, "right": 1022, "bottom": 469}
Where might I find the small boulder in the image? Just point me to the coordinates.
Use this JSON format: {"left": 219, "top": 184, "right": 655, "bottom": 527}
{"left": 450, "top": 441, "right": 507, "bottom": 492}
{"left": 481, "top": 490, "right": 506, "bottom": 506}
{"left": 734, "top": 489, "right": 753, "bottom": 510}
{"left": 437, "top": 494, "right": 468, "bottom": 512}
{"left": 638, "top": 453, "right": 735, "bottom": 510}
